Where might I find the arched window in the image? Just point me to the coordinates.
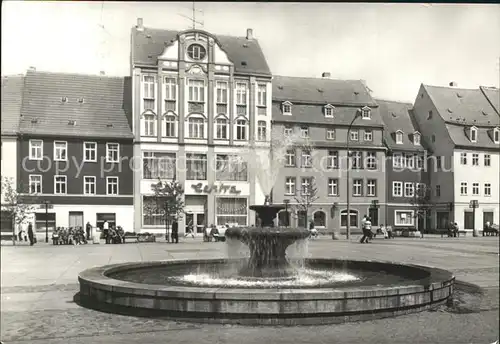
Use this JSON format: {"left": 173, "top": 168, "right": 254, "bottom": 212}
{"left": 278, "top": 211, "right": 290, "bottom": 227}
{"left": 297, "top": 210, "right": 307, "bottom": 229}
{"left": 236, "top": 119, "right": 247, "bottom": 140}
{"left": 164, "top": 115, "right": 176, "bottom": 137}
{"left": 340, "top": 209, "right": 358, "bottom": 227}
{"left": 143, "top": 114, "right": 156, "bottom": 136}
{"left": 215, "top": 118, "right": 228, "bottom": 139}
{"left": 313, "top": 211, "right": 326, "bottom": 228}
{"left": 188, "top": 117, "right": 204, "bottom": 139}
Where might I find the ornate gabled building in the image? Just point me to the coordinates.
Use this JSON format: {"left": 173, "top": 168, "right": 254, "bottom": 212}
{"left": 412, "top": 84, "right": 500, "bottom": 232}
{"left": 271, "top": 74, "right": 387, "bottom": 233}
{"left": 377, "top": 100, "right": 430, "bottom": 232}
{"left": 17, "top": 70, "right": 134, "bottom": 238}
{"left": 130, "top": 18, "right": 272, "bottom": 234}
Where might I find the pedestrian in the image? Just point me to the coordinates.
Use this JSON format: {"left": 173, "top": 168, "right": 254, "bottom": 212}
{"left": 184, "top": 220, "right": 195, "bottom": 238}
{"left": 360, "top": 215, "right": 368, "bottom": 243}
{"left": 171, "top": 219, "right": 179, "bottom": 243}
{"left": 85, "top": 221, "right": 92, "bottom": 240}
{"left": 309, "top": 220, "right": 318, "bottom": 239}
{"left": 360, "top": 216, "right": 372, "bottom": 243}
{"left": 103, "top": 220, "right": 109, "bottom": 244}
{"left": 27, "top": 223, "right": 35, "bottom": 246}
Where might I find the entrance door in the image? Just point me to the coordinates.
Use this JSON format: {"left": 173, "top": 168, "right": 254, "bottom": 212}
{"left": 185, "top": 213, "right": 194, "bottom": 232}
{"left": 69, "top": 212, "right": 84, "bottom": 228}
{"left": 196, "top": 213, "right": 205, "bottom": 234}
{"left": 464, "top": 211, "right": 474, "bottom": 229}
{"left": 368, "top": 208, "right": 379, "bottom": 226}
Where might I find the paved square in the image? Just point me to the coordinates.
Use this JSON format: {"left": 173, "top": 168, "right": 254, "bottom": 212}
{"left": 1, "top": 235, "right": 499, "bottom": 343}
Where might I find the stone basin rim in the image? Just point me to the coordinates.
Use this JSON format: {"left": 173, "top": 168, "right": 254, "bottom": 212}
{"left": 78, "top": 258, "right": 455, "bottom": 299}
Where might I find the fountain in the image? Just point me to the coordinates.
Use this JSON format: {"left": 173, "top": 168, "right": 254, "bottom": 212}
{"left": 78, "top": 129, "right": 455, "bottom": 325}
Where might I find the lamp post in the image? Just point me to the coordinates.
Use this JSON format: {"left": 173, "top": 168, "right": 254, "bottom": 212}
{"left": 346, "top": 112, "right": 361, "bottom": 240}
{"left": 42, "top": 200, "right": 51, "bottom": 243}
{"left": 331, "top": 202, "right": 338, "bottom": 240}
{"left": 164, "top": 200, "right": 170, "bottom": 242}
{"left": 283, "top": 199, "right": 290, "bottom": 228}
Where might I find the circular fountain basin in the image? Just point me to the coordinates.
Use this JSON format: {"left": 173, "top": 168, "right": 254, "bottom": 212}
{"left": 78, "top": 258, "right": 455, "bottom": 325}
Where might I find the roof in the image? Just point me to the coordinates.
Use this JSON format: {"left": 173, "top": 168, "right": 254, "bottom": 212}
{"left": 480, "top": 86, "right": 500, "bottom": 115}
{"left": 446, "top": 123, "right": 499, "bottom": 150}
{"left": 272, "top": 76, "right": 383, "bottom": 127}
{"left": 377, "top": 99, "right": 426, "bottom": 152}
{"left": 131, "top": 27, "right": 271, "bottom": 76}
{"left": 1, "top": 75, "right": 24, "bottom": 136}
{"left": 423, "top": 84, "right": 500, "bottom": 127}
{"left": 19, "top": 71, "right": 133, "bottom": 139}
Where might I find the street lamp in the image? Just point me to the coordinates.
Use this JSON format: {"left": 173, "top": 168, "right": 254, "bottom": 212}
{"left": 331, "top": 202, "right": 338, "bottom": 240}
{"left": 283, "top": 199, "right": 290, "bottom": 228}
{"left": 346, "top": 111, "right": 361, "bottom": 240}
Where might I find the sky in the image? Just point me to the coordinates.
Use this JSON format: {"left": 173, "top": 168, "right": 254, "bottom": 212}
{"left": 2, "top": 1, "right": 499, "bottom": 103}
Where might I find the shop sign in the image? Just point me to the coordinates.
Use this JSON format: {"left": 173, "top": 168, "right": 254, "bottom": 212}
{"left": 191, "top": 183, "right": 241, "bottom": 195}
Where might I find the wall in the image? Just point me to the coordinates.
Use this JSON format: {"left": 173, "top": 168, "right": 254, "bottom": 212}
{"left": 1, "top": 137, "right": 17, "bottom": 204}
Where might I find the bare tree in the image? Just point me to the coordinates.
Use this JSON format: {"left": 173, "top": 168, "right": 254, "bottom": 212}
{"left": 149, "top": 178, "right": 185, "bottom": 240}
{"left": 410, "top": 184, "right": 433, "bottom": 231}
{"left": 1, "top": 176, "right": 37, "bottom": 245}
{"left": 293, "top": 177, "right": 320, "bottom": 229}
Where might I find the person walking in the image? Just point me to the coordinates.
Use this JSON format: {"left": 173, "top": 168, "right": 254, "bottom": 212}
{"left": 360, "top": 216, "right": 372, "bottom": 243}
{"left": 27, "top": 223, "right": 35, "bottom": 246}
{"left": 103, "top": 220, "right": 110, "bottom": 244}
{"left": 360, "top": 215, "right": 368, "bottom": 243}
{"left": 171, "top": 219, "right": 179, "bottom": 244}
{"left": 184, "top": 220, "right": 195, "bottom": 238}
{"left": 85, "top": 221, "right": 92, "bottom": 241}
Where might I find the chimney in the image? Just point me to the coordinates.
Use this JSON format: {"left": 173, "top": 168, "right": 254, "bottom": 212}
{"left": 28, "top": 66, "right": 36, "bottom": 72}
{"left": 246, "top": 28, "right": 253, "bottom": 40}
{"left": 449, "top": 81, "right": 458, "bottom": 87}
{"left": 322, "top": 72, "right": 331, "bottom": 78}
{"left": 136, "top": 18, "right": 144, "bottom": 31}
{"left": 100, "top": 71, "right": 105, "bottom": 76}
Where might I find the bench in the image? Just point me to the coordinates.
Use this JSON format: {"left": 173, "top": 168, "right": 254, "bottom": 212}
{"left": 123, "top": 235, "right": 139, "bottom": 243}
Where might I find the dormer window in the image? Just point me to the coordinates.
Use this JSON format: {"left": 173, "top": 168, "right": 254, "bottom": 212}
{"left": 282, "top": 101, "right": 292, "bottom": 115}
{"left": 395, "top": 130, "right": 404, "bottom": 144}
{"left": 413, "top": 132, "right": 421, "bottom": 145}
{"left": 469, "top": 126, "right": 477, "bottom": 143}
{"left": 494, "top": 127, "right": 499, "bottom": 144}
{"left": 361, "top": 106, "right": 371, "bottom": 119}
{"left": 324, "top": 104, "right": 335, "bottom": 118}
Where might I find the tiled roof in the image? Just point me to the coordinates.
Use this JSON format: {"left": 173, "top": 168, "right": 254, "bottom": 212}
{"left": 377, "top": 99, "right": 426, "bottom": 152}
{"left": 446, "top": 123, "right": 499, "bottom": 150}
{"left": 1, "top": 75, "right": 24, "bottom": 136}
{"left": 272, "top": 76, "right": 383, "bottom": 127}
{"left": 480, "top": 86, "right": 500, "bottom": 114}
{"left": 19, "top": 71, "right": 133, "bottom": 139}
{"left": 424, "top": 84, "right": 500, "bottom": 127}
{"left": 131, "top": 27, "right": 271, "bottom": 76}
{"left": 272, "top": 76, "right": 376, "bottom": 105}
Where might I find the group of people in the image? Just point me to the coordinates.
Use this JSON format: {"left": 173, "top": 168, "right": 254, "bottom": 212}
{"left": 360, "top": 216, "right": 394, "bottom": 243}
{"left": 17, "top": 223, "right": 36, "bottom": 246}
{"left": 52, "top": 226, "right": 88, "bottom": 245}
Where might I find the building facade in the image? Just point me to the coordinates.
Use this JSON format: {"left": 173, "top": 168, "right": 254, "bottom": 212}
{"left": 412, "top": 84, "right": 500, "bottom": 232}
{"left": 378, "top": 100, "right": 430, "bottom": 231}
{"left": 130, "top": 19, "right": 272, "bottom": 234}
{"left": 271, "top": 75, "right": 387, "bottom": 233}
{"left": 17, "top": 70, "right": 134, "bottom": 239}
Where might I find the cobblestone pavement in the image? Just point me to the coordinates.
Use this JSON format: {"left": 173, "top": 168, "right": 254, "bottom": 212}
{"left": 1, "top": 236, "right": 499, "bottom": 344}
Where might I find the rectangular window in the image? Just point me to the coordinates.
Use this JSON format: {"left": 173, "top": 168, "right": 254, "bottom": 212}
{"left": 395, "top": 210, "right": 414, "bottom": 226}
{"left": 186, "top": 154, "right": 207, "bottom": 180}
{"left": 328, "top": 178, "right": 338, "bottom": 196}
{"left": 416, "top": 155, "right": 424, "bottom": 169}
{"left": 350, "top": 130, "right": 359, "bottom": 141}
{"left": 393, "top": 181, "right": 402, "bottom": 197}
{"left": 484, "top": 154, "right": 491, "bottom": 167}
{"left": 257, "top": 121, "right": 267, "bottom": 141}
{"left": 367, "top": 179, "right": 376, "bottom": 196}
{"left": 164, "top": 77, "right": 177, "bottom": 100}
{"left": 460, "top": 182, "right": 467, "bottom": 195}
{"left": 301, "top": 150, "right": 312, "bottom": 168}
{"left": 216, "top": 81, "right": 228, "bottom": 104}
{"left": 285, "top": 177, "right": 296, "bottom": 195}
{"left": 460, "top": 152, "right": 467, "bottom": 165}
{"left": 284, "top": 127, "right": 293, "bottom": 137}
{"left": 416, "top": 183, "right": 426, "bottom": 197}
{"left": 326, "top": 129, "right": 336, "bottom": 140}
{"left": 215, "top": 118, "right": 228, "bottom": 139}
{"left": 29, "top": 175, "right": 42, "bottom": 194}
{"left": 84, "top": 142, "right": 97, "bottom": 162}
{"left": 285, "top": 149, "right": 296, "bottom": 167}
{"left": 353, "top": 179, "right": 363, "bottom": 196}
{"left": 143, "top": 75, "right": 155, "bottom": 110}
{"left": 393, "top": 153, "right": 403, "bottom": 169}
{"left": 404, "top": 182, "right": 414, "bottom": 197}
{"left": 484, "top": 183, "right": 491, "bottom": 196}
{"left": 236, "top": 82, "right": 247, "bottom": 105}
{"left": 188, "top": 117, "right": 205, "bottom": 139}
{"left": 164, "top": 115, "right": 176, "bottom": 137}
{"left": 364, "top": 129, "right": 373, "bottom": 141}
{"left": 436, "top": 185, "right": 441, "bottom": 197}
{"left": 106, "top": 177, "right": 119, "bottom": 195}
{"left": 257, "top": 84, "right": 267, "bottom": 107}
{"left": 327, "top": 150, "right": 338, "bottom": 169}
{"left": 143, "top": 152, "right": 176, "bottom": 179}
{"left": 106, "top": 143, "right": 120, "bottom": 163}
{"left": 29, "top": 140, "right": 43, "bottom": 160}
{"left": 235, "top": 120, "right": 247, "bottom": 140}
{"left": 188, "top": 79, "right": 205, "bottom": 102}
{"left": 365, "top": 152, "right": 377, "bottom": 170}
{"left": 143, "top": 114, "right": 156, "bottom": 136}
{"left": 54, "top": 141, "right": 67, "bottom": 161}
{"left": 84, "top": 176, "right": 96, "bottom": 195}
{"left": 300, "top": 127, "right": 309, "bottom": 138}
{"left": 216, "top": 198, "right": 248, "bottom": 226}
{"left": 216, "top": 155, "right": 247, "bottom": 181}
{"left": 301, "top": 177, "right": 312, "bottom": 195}
{"left": 142, "top": 196, "right": 166, "bottom": 226}
{"left": 472, "top": 153, "right": 479, "bottom": 166}
{"left": 54, "top": 175, "right": 67, "bottom": 195}
{"left": 405, "top": 154, "right": 415, "bottom": 169}
{"left": 351, "top": 151, "right": 363, "bottom": 169}
{"left": 472, "top": 182, "right": 479, "bottom": 195}
{"left": 436, "top": 156, "right": 442, "bottom": 170}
